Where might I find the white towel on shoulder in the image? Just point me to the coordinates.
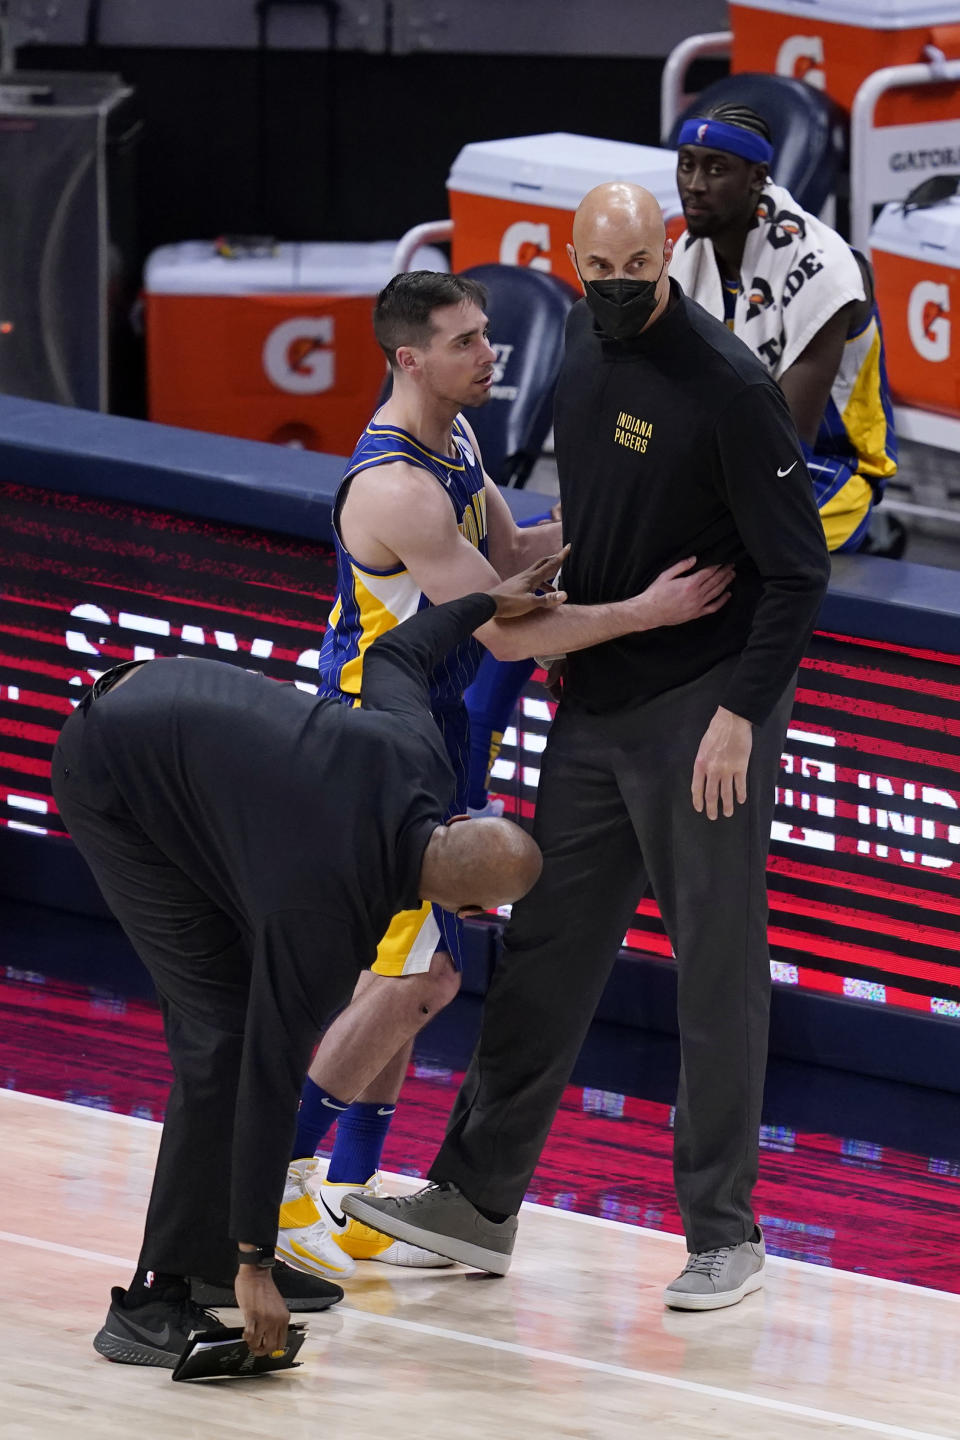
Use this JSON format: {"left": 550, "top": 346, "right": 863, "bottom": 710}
{"left": 669, "top": 182, "right": 864, "bottom": 379}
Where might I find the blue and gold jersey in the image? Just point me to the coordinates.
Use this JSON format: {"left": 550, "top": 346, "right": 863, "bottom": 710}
{"left": 318, "top": 413, "right": 489, "bottom": 713}
{"left": 816, "top": 305, "right": 898, "bottom": 487}
{"left": 722, "top": 275, "right": 740, "bottom": 328}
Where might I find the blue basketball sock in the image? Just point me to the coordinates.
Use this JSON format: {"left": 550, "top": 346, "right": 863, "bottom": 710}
{"left": 290, "top": 1078, "right": 350, "bottom": 1162}
{"left": 325, "top": 1101, "right": 397, "bottom": 1182}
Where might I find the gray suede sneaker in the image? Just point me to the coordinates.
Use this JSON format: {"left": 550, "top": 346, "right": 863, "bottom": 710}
{"left": 341, "top": 1181, "right": 517, "bottom": 1275}
{"left": 664, "top": 1228, "right": 765, "bottom": 1311}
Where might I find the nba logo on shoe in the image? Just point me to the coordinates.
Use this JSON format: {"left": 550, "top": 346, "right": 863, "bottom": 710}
{"left": 145, "top": 1270, "right": 155, "bottom": 1289}
{"left": 697, "top": 123, "right": 708, "bottom": 142}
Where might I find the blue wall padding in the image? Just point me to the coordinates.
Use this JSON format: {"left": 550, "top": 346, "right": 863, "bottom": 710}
{"left": 0, "top": 394, "right": 552, "bottom": 543}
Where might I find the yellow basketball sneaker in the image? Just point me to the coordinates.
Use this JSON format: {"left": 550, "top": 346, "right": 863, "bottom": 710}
{"left": 317, "top": 1173, "right": 454, "bottom": 1267}
{"left": 276, "top": 1160, "right": 356, "bottom": 1280}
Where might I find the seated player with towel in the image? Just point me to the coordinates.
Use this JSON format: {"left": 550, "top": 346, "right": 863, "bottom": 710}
{"left": 670, "top": 103, "right": 899, "bottom": 556}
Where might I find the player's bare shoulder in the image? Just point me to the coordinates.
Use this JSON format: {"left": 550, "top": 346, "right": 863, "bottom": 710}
{"left": 340, "top": 458, "right": 461, "bottom": 569}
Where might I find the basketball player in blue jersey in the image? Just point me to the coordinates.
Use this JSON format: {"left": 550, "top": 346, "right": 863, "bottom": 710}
{"left": 276, "top": 270, "right": 736, "bottom": 1277}
{"left": 671, "top": 102, "right": 900, "bottom": 556}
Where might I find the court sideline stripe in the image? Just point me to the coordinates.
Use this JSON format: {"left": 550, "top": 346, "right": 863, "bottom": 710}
{"left": 340, "top": 1309, "right": 953, "bottom": 1440}
{"left": 3, "top": 1087, "right": 960, "bottom": 1304}
{"left": 0, "top": 1228, "right": 951, "bottom": 1440}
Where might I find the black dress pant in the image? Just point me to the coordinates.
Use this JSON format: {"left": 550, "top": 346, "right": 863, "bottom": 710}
{"left": 431, "top": 657, "right": 795, "bottom": 1251}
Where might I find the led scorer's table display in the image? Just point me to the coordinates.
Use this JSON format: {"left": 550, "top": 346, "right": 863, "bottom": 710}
{"left": 4, "top": 479, "right": 960, "bottom": 1022}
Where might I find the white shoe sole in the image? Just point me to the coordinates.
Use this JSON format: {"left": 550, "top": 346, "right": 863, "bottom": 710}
{"left": 373, "top": 1241, "right": 455, "bottom": 1268}
{"left": 342, "top": 1194, "right": 513, "bottom": 1275}
{"left": 664, "top": 1268, "right": 764, "bottom": 1312}
{"left": 276, "top": 1233, "right": 356, "bottom": 1279}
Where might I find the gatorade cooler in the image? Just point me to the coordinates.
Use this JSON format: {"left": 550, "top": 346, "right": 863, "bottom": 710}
{"left": 871, "top": 192, "right": 960, "bottom": 414}
{"left": 446, "top": 133, "right": 683, "bottom": 282}
{"left": 145, "top": 240, "right": 445, "bottom": 454}
{"left": 729, "top": 0, "right": 960, "bottom": 114}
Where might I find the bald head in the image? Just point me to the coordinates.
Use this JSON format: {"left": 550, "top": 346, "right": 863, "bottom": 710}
{"left": 419, "top": 816, "right": 542, "bottom": 917}
{"left": 567, "top": 182, "right": 673, "bottom": 336}
{"left": 572, "top": 181, "right": 666, "bottom": 256}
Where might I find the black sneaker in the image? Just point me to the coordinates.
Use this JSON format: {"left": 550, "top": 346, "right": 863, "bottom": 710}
{"left": 93, "top": 1285, "right": 226, "bottom": 1368}
{"left": 189, "top": 1260, "right": 343, "bottom": 1312}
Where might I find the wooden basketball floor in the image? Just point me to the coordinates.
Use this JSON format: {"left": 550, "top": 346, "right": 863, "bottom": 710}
{"left": 2, "top": 1088, "right": 958, "bottom": 1439}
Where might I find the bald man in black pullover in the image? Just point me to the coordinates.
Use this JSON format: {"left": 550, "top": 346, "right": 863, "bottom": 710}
{"left": 51, "top": 559, "right": 558, "bottom": 1369}
{"left": 345, "top": 183, "right": 831, "bottom": 1312}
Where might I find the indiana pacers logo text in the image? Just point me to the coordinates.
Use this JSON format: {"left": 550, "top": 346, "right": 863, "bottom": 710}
{"left": 614, "top": 412, "right": 653, "bottom": 453}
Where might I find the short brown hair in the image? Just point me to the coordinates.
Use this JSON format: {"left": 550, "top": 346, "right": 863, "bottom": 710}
{"left": 373, "top": 271, "right": 488, "bottom": 369}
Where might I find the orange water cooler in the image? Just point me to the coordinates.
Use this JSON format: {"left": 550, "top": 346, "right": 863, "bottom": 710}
{"left": 871, "top": 193, "right": 960, "bottom": 416}
{"left": 729, "top": 0, "right": 960, "bottom": 111}
{"left": 145, "top": 240, "right": 444, "bottom": 455}
{"left": 446, "top": 133, "right": 684, "bottom": 284}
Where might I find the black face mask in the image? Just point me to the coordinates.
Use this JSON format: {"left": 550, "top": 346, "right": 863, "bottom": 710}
{"left": 580, "top": 263, "right": 665, "bottom": 341}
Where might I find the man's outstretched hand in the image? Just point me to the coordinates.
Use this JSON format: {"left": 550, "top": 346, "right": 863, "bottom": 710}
{"left": 490, "top": 545, "right": 570, "bottom": 618}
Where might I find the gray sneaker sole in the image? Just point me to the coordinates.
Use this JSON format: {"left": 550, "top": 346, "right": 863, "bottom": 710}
{"left": 664, "top": 1268, "right": 764, "bottom": 1312}
{"left": 342, "top": 1194, "right": 512, "bottom": 1276}
{"left": 93, "top": 1324, "right": 179, "bottom": 1368}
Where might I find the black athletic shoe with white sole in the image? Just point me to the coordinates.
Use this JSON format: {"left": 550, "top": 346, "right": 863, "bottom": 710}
{"left": 93, "top": 1285, "right": 227, "bottom": 1368}
{"left": 189, "top": 1259, "right": 344, "bottom": 1312}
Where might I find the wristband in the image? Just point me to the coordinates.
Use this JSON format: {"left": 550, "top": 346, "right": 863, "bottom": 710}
{"left": 237, "top": 1244, "right": 276, "bottom": 1269}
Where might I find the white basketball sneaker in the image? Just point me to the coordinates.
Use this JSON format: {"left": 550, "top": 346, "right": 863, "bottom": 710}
{"left": 276, "top": 1159, "right": 356, "bottom": 1279}
{"left": 315, "top": 1172, "right": 454, "bottom": 1268}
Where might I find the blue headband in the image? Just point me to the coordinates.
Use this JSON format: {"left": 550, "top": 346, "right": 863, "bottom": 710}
{"left": 677, "top": 118, "right": 773, "bottom": 166}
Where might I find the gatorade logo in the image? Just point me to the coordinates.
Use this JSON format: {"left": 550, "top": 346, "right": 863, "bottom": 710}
{"left": 499, "top": 221, "right": 551, "bottom": 272}
{"left": 745, "top": 275, "right": 775, "bottom": 321}
{"left": 908, "top": 281, "right": 951, "bottom": 363}
{"left": 263, "top": 317, "right": 335, "bottom": 394}
{"left": 776, "top": 34, "right": 825, "bottom": 91}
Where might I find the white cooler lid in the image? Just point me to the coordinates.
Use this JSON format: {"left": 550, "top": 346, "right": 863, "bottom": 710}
{"left": 729, "top": 0, "right": 960, "bottom": 29}
{"left": 144, "top": 240, "right": 447, "bottom": 296}
{"left": 870, "top": 194, "right": 960, "bottom": 262}
{"left": 447, "top": 133, "right": 681, "bottom": 217}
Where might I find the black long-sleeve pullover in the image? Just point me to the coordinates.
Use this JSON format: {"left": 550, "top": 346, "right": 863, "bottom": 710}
{"left": 554, "top": 284, "right": 830, "bottom": 725}
{"left": 90, "top": 591, "right": 496, "bottom": 1248}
